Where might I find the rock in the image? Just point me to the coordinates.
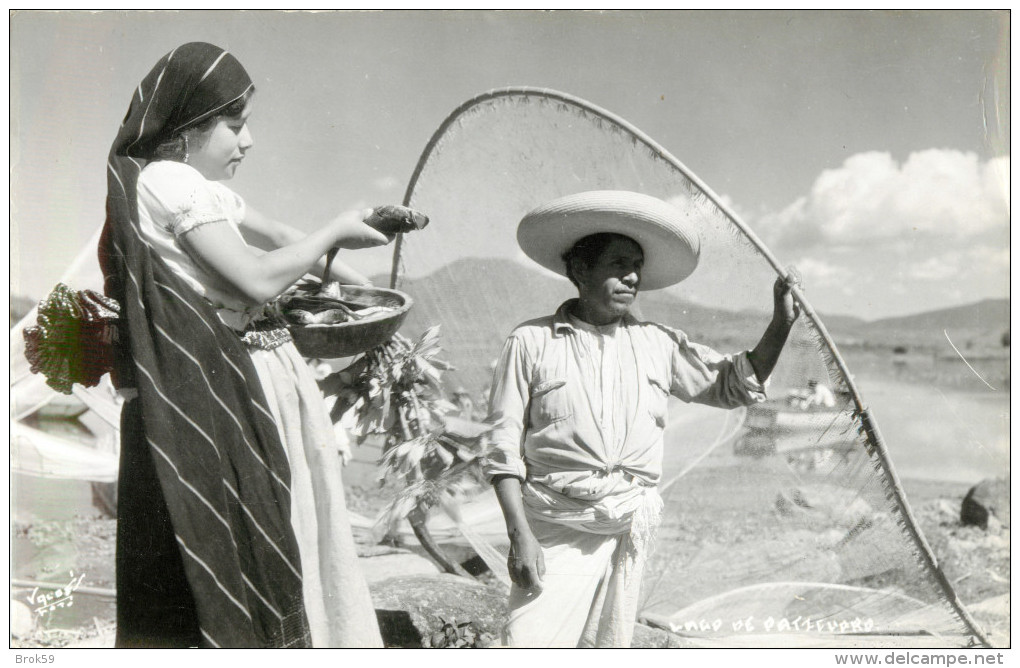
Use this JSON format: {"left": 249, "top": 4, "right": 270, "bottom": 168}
{"left": 360, "top": 551, "right": 441, "bottom": 583}
{"left": 947, "top": 536, "right": 979, "bottom": 555}
{"left": 631, "top": 622, "right": 692, "bottom": 648}
{"left": 66, "top": 631, "right": 116, "bottom": 648}
{"left": 967, "top": 593, "right": 1010, "bottom": 645}
{"left": 11, "top": 600, "right": 33, "bottom": 638}
{"left": 961, "top": 477, "right": 1009, "bottom": 529}
{"left": 936, "top": 499, "right": 959, "bottom": 522}
{"left": 371, "top": 574, "right": 508, "bottom": 648}
{"left": 981, "top": 532, "right": 1009, "bottom": 555}
{"left": 969, "top": 593, "right": 1009, "bottom": 618}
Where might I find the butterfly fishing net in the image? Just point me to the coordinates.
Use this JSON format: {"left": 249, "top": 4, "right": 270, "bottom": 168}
{"left": 389, "top": 88, "right": 989, "bottom": 647}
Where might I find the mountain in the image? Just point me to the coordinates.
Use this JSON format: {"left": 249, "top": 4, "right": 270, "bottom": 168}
{"left": 381, "top": 258, "right": 576, "bottom": 393}
{"left": 380, "top": 258, "right": 1009, "bottom": 393}
{"left": 864, "top": 299, "right": 1009, "bottom": 351}
{"left": 803, "top": 299, "right": 1010, "bottom": 352}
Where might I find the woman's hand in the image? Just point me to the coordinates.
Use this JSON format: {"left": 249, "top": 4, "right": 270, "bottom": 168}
{"left": 773, "top": 265, "right": 803, "bottom": 327}
{"left": 508, "top": 526, "right": 545, "bottom": 592}
{"left": 329, "top": 208, "right": 391, "bottom": 249}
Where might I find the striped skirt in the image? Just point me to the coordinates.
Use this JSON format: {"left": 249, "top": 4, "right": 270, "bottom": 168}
{"left": 115, "top": 340, "right": 382, "bottom": 648}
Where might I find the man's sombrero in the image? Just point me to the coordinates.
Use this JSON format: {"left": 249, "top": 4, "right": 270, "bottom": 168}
{"left": 516, "top": 191, "right": 701, "bottom": 290}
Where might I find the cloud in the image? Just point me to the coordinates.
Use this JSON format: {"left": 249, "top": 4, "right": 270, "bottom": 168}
{"left": 790, "top": 256, "right": 852, "bottom": 286}
{"left": 907, "top": 255, "right": 961, "bottom": 281}
{"left": 748, "top": 150, "right": 1009, "bottom": 317}
{"left": 760, "top": 150, "right": 1009, "bottom": 250}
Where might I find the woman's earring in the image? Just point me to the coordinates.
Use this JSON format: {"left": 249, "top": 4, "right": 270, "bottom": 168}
{"left": 182, "top": 135, "right": 190, "bottom": 164}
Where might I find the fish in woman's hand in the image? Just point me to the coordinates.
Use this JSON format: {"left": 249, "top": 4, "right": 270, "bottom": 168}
{"left": 318, "top": 205, "right": 428, "bottom": 300}
{"left": 363, "top": 205, "right": 430, "bottom": 236}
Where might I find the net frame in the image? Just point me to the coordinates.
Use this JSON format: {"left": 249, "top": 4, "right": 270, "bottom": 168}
{"left": 390, "top": 86, "right": 990, "bottom": 647}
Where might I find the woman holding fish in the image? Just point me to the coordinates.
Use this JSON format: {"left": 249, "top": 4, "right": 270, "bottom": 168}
{"left": 99, "top": 42, "right": 423, "bottom": 648}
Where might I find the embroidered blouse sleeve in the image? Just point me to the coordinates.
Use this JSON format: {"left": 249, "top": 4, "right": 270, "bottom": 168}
{"left": 665, "top": 326, "right": 768, "bottom": 409}
{"left": 210, "top": 181, "right": 247, "bottom": 225}
{"left": 138, "top": 163, "right": 237, "bottom": 238}
{"left": 482, "top": 333, "right": 532, "bottom": 483}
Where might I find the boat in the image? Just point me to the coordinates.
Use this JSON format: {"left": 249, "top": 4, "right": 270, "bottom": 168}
{"left": 734, "top": 399, "right": 857, "bottom": 471}
{"left": 34, "top": 393, "right": 88, "bottom": 419}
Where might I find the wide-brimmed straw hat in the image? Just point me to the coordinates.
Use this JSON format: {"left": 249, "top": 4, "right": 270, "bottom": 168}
{"left": 516, "top": 191, "right": 701, "bottom": 290}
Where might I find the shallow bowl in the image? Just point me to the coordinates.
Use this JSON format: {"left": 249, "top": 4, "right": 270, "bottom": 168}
{"left": 285, "top": 284, "right": 413, "bottom": 358}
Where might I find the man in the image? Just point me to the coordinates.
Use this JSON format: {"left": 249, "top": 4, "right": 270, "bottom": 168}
{"left": 788, "top": 379, "right": 837, "bottom": 410}
{"left": 805, "top": 379, "right": 837, "bottom": 409}
{"left": 483, "top": 191, "right": 801, "bottom": 647}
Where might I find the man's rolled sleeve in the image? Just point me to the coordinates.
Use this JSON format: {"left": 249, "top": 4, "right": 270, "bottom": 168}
{"left": 482, "top": 335, "right": 530, "bottom": 483}
{"left": 669, "top": 331, "right": 769, "bottom": 408}
{"left": 731, "top": 351, "right": 769, "bottom": 401}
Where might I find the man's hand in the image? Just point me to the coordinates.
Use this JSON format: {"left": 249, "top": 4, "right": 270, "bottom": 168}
{"left": 508, "top": 527, "right": 545, "bottom": 592}
{"left": 773, "top": 266, "right": 803, "bottom": 327}
{"left": 750, "top": 266, "right": 804, "bottom": 383}
{"left": 493, "top": 475, "right": 546, "bottom": 592}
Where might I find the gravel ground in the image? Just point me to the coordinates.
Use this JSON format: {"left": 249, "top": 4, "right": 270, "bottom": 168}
{"left": 10, "top": 476, "right": 1008, "bottom": 649}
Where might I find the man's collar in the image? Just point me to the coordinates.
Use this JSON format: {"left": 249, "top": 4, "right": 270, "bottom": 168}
{"left": 552, "top": 299, "right": 638, "bottom": 335}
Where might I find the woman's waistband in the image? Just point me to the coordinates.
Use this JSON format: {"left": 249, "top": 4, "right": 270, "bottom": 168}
{"left": 234, "top": 316, "right": 292, "bottom": 351}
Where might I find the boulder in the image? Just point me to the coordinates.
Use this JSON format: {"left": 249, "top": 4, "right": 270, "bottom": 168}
{"left": 10, "top": 600, "right": 34, "bottom": 638}
{"left": 968, "top": 593, "right": 1009, "bottom": 619}
{"left": 631, "top": 622, "right": 694, "bottom": 648}
{"left": 371, "top": 574, "right": 507, "bottom": 648}
{"left": 936, "top": 499, "right": 959, "bottom": 523}
{"left": 961, "top": 477, "right": 1010, "bottom": 529}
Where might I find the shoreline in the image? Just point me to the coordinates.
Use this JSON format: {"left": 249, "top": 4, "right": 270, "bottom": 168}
{"left": 10, "top": 376, "right": 1008, "bottom": 648}
{"left": 11, "top": 462, "right": 1008, "bottom": 648}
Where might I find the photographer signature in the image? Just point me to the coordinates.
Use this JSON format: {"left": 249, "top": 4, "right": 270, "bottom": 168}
{"left": 27, "top": 571, "right": 87, "bottom": 618}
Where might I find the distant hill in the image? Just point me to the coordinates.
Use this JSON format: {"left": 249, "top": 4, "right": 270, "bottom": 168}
{"left": 382, "top": 258, "right": 576, "bottom": 393}
{"left": 805, "top": 299, "right": 1010, "bottom": 352}
{"left": 864, "top": 299, "right": 1009, "bottom": 352}
{"left": 381, "top": 258, "right": 1009, "bottom": 393}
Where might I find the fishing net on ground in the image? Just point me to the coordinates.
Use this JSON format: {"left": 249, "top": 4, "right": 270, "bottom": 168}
{"left": 388, "top": 88, "right": 990, "bottom": 647}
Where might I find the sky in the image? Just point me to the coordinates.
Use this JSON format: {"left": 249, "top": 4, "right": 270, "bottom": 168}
{"left": 9, "top": 10, "right": 1010, "bottom": 320}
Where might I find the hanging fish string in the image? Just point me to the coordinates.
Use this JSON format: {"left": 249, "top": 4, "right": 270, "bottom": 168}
{"left": 319, "top": 327, "right": 495, "bottom": 514}
{"left": 323, "top": 327, "right": 453, "bottom": 443}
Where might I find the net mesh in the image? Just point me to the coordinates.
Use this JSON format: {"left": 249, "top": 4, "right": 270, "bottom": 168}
{"left": 390, "top": 88, "right": 988, "bottom": 647}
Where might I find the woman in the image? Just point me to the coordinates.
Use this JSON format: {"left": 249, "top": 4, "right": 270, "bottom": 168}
{"left": 100, "top": 42, "right": 387, "bottom": 648}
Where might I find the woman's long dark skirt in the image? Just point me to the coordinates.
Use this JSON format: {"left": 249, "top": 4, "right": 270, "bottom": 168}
{"left": 115, "top": 397, "right": 201, "bottom": 648}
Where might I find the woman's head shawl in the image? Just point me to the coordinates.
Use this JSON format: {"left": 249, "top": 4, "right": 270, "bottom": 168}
{"left": 100, "top": 43, "right": 310, "bottom": 648}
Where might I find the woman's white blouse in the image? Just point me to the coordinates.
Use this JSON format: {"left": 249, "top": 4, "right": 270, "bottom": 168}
{"left": 136, "top": 160, "right": 264, "bottom": 330}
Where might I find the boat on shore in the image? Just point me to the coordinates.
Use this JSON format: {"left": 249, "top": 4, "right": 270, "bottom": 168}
{"left": 734, "top": 399, "right": 856, "bottom": 471}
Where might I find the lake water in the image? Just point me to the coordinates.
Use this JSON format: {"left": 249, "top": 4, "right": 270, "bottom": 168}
{"left": 856, "top": 374, "right": 1009, "bottom": 484}
{"left": 659, "top": 377, "right": 1009, "bottom": 486}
